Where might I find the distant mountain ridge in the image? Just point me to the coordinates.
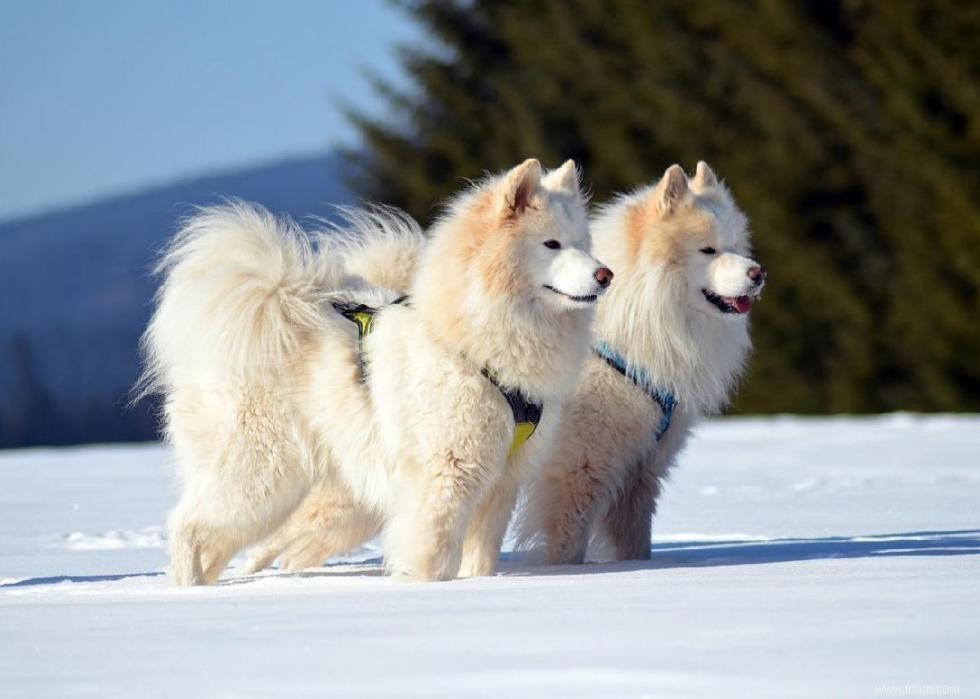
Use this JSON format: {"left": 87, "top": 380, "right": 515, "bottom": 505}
{"left": 0, "top": 153, "right": 353, "bottom": 447}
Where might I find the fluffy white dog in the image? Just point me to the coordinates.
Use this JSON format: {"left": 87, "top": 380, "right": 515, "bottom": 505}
{"left": 139, "top": 159, "right": 611, "bottom": 584}
{"left": 514, "top": 162, "right": 763, "bottom": 563}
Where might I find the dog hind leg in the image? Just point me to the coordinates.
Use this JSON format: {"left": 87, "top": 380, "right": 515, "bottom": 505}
{"left": 244, "top": 481, "right": 382, "bottom": 573}
{"left": 276, "top": 501, "right": 381, "bottom": 571}
{"left": 167, "top": 505, "right": 207, "bottom": 586}
{"left": 166, "top": 423, "right": 311, "bottom": 585}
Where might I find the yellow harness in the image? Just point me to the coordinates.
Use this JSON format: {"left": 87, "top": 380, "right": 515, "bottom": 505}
{"left": 480, "top": 369, "right": 543, "bottom": 455}
{"left": 346, "top": 308, "right": 377, "bottom": 337}
{"left": 332, "top": 299, "right": 542, "bottom": 454}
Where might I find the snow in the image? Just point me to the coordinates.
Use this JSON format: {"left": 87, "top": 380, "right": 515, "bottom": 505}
{"left": 1, "top": 415, "right": 978, "bottom": 698}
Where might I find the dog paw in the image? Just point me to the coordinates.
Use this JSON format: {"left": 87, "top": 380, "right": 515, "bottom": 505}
{"left": 456, "top": 555, "right": 495, "bottom": 578}
{"left": 387, "top": 562, "right": 456, "bottom": 583}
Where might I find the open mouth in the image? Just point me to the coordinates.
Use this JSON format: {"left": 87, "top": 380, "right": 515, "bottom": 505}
{"left": 543, "top": 285, "right": 598, "bottom": 304}
{"left": 702, "top": 288, "right": 754, "bottom": 314}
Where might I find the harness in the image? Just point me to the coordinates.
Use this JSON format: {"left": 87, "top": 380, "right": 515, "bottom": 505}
{"left": 331, "top": 298, "right": 542, "bottom": 454}
{"left": 593, "top": 341, "right": 676, "bottom": 441}
{"left": 480, "top": 369, "right": 543, "bottom": 454}
{"left": 331, "top": 296, "right": 409, "bottom": 375}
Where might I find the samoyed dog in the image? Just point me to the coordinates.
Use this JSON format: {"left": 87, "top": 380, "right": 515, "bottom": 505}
{"left": 139, "top": 159, "right": 612, "bottom": 584}
{"left": 515, "top": 162, "right": 764, "bottom": 563}
{"left": 247, "top": 161, "right": 762, "bottom": 574}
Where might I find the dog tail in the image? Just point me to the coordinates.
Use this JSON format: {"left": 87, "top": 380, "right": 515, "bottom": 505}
{"left": 319, "top": 205, "right": 424, "bottom": 295}
{"left": 136, "top": 200, "right": 339, "bottom": 399}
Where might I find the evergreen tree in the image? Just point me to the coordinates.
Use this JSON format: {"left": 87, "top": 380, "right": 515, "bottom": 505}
{"left": 348, "top": 0, "right": 980, "bottom": 413}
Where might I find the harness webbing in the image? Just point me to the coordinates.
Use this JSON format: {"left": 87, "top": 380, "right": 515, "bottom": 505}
{"left": 331, "top": 297, "right": 541, "bottom": 453}
{"left": 481, "top": 369, "right": 543, "bottom": 455}
{"left": 593, "top": 342, "right": 676, "bottom": 441}
{"left": 330, "top": 296, "right": 408, "bottom": 375}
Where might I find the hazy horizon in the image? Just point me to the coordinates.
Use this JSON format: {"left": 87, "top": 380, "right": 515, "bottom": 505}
{"left": 0, "top": 150, "right": 339, "bottom": 225}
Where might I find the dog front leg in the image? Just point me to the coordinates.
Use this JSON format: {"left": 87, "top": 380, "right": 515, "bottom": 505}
{"left": 457, "top": 473, "right": 520, "bottom": 577}
{"left": 536, "top": 457, "right": 616, "bottom": 565}
{"left": 383, "top": 451, "right": 487, "bottom": 582}
{"left": 599, "top": 459, "right": 660, "bottom": 561}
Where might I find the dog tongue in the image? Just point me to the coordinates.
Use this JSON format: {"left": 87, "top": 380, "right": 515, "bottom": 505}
{"left": 732, "top": 296, "right": 752, "bottom": 314}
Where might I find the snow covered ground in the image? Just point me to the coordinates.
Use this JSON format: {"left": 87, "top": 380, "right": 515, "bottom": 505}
{"left": 2, "top": 415, "right": 978, "bottom": 698}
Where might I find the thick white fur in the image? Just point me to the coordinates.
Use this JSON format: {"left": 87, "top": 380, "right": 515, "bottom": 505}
{"left": 143, "top": 159, "right": 607, "bottom": 584}
{"left": 316, "top": 204, "right": 426, "bottom": 294}
{"left": 240, "top": 207, "right": 423, "bottom": 574}
{"left": 515, "top": 162, "right": 763, "bottom": 563}
{"left": 246, "top": 162, "right": 613, "bottom": 574}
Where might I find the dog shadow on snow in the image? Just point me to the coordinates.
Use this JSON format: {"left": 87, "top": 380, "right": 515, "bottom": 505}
{"left": 4, "top": 528, "right": 979, "bottom": 590}
{"left": 497, "top": 528, "right": 980, "bottom": 578}
{"left": 261, "top": 528, "right": 980, "bottom": 584}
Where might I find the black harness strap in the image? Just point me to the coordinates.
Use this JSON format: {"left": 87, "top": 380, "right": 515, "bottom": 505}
{"left": 481, "top": 368, "right": 543, "bottom": 430}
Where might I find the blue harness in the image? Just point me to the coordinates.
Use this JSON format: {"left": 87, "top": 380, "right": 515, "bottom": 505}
{"left": 594, "top": 342, "right": 677, "bottom": 441}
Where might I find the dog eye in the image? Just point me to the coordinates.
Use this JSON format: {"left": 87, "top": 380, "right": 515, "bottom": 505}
{"left": 699, "top": 246, "right": 716, "bottom": 255}
{"left": 543, "top": 240, "right": 562, "bottom": 250}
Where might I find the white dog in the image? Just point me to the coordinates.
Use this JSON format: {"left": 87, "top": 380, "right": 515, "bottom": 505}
{"left": 515, "top": 162, "right": 764, "bottom": 563}
{"left": 247, "top": 161, "right": 762, "bottom": 575}
{"left": 139, "top": 159, "right": 611, "bottom": 584}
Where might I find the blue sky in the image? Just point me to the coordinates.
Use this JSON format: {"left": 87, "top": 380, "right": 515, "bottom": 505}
{"left": 0, "top": 0, "right": 420, "bottom": 221}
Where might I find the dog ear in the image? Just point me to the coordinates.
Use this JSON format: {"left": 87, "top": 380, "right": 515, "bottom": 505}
{"left": 692, "top": 161, "right": 718, "bottom": 189}
{"left": 653, "top": 164, "right": 689, "bottom": 214}
{"left": 502, "top": 159, "right": 543, "bottom": 216}
{"left": 544, "top": 159, "right": 580, "bottom": 197}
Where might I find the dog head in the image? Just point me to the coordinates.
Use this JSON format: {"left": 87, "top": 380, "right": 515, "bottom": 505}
{"left": 509, "top": 159, "right": 613, "bottom": 312}
{"left": 615, "top": 162, "right": 763, "bottom": 319}
{"left": 422, "top": 158, "right": 612, "bottom": 315}
{"left": 414, "top": 159, "right": 611, "bottom": 395}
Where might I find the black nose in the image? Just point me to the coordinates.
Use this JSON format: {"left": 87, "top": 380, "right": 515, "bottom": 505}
{"left": 594, "top": 267, "right": 613, "bottom": 288}
{"left": 748, "top": 265, "right": 766, "bottom": 284}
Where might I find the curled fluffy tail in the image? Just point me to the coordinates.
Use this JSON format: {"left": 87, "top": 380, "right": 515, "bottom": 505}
{"left": 319, "top": 205, "right": 424, "bottom": 295}
{"left": 137, "top": 201, "right": 340, "bottom": 398}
